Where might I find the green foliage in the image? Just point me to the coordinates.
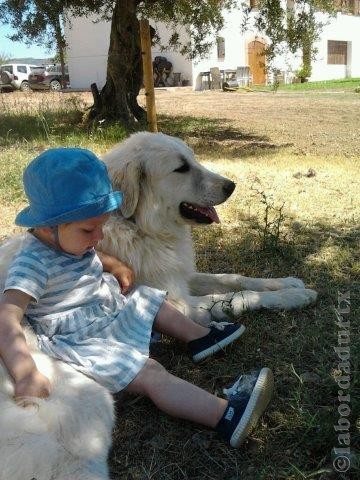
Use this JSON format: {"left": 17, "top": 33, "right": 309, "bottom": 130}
{"left": 0, "top": 0, "right": 338, "bottom": 65}
{"left": 254, "top": 0, "right": 334, "bottom": 75}
{"left": 269, "top": 67, "right": 281, "bottom": 92}
{"left": 71, "top": 1, "right": 239, "bottom": 60}
{"left": 296, "top": 63, "right": 312, "bottom": 80}
{"left": 0, "top": 0, "right": 72, "bottom": 86}
{"left": 0, "top": 0, "right": 337, "bottom": 124}
{"left": 29, "top": 0, "right": 336, "bottom": 65}
{"left": 0, "top": 1, "right": 64, "bottom": 52}
{"left": 141, "top": 0, "right": 237, "bottom": 59}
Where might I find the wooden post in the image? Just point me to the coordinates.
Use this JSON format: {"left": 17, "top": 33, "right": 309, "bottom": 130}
{"left": 139, "top": 18, "right": 158, "bottom": 132}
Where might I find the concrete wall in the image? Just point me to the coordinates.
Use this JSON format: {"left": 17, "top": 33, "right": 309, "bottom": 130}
{"left": 191, "top": 7, "right": 253, "bottom": 89}
{"left": 64, "top": 15, "right": 193, "bottom": 89}
{"left": 310, "top": 12, "right": 360, "bottom": 81}
{"left": 191, "top": 6, "right": 360, "bottom": 86}
{"left": 152, "top": 23, "right": 193, "bottom": 84}
{"left": 65, "top": 15, "right": 110, "bottom": 89}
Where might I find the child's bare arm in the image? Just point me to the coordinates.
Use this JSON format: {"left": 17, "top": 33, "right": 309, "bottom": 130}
{"left": 96, "top": 250, "right": 135, "bottom": 293}
{"left": 0, "top": 290, "right": 51, "bottom": 400}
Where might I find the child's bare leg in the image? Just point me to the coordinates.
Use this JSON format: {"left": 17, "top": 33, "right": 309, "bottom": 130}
{"left": 154, "top": 301, "right": 246, "bottom": 363}
{"left": 154, "top": 301, "right": 210, "bottom": 342}
{"left": 125, "top": 358, "right": 227, "bottom": 427}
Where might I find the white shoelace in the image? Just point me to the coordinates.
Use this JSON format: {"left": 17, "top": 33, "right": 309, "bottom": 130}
{"left": 209, "top": 321, "right": 232, "bottom": 331}
{"left": 223, "top": 375, "right": 243, "bottom": 397}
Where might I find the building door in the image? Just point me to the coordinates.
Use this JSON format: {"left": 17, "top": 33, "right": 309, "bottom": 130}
{"left": 248, "top": 40, "right": 266, "bottom": 85}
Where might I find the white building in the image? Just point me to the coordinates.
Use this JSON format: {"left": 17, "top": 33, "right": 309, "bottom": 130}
{"left": 65, "top": 1, "right": 360, "bottom": 89}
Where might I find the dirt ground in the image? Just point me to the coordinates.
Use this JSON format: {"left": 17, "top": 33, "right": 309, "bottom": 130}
{"left": 2, "top": 87, "right": 359, "bottom": 158}
{"left": 149, "top": 87, "right": 360, "bottom": 157}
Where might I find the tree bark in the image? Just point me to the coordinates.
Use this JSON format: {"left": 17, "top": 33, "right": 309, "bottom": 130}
{"left": 90, "top": 0, "right": 145, "bottom": 124}
{"left": 49, "top": 11, "right": 67, "bottom": 89}
{"left": 55, "top": 17, "right": 67, "bottom": 89}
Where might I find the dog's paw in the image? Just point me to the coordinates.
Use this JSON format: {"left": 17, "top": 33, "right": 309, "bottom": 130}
{"left": 261, "top": 288, "right": 318, "bottom": 310}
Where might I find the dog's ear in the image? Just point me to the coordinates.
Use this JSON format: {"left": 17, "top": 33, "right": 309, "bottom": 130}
{"left": 110, "top": 160, "right": 142, "bottom": 219}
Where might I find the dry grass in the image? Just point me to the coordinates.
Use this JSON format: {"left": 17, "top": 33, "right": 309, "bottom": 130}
{"left": 0, "top": 88, "right": 359, "bottom": 479}
{"left": 152, "top": 88, "right": 360, "bottom": 157}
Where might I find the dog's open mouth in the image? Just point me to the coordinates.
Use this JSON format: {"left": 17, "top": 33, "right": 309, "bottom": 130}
{"left": 180, "top": 202, "right": 220, "bottom": 224}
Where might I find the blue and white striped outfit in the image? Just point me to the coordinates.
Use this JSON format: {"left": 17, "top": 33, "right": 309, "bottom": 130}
{"left": 4, "top": 233, "right": 166, "bottom": 393}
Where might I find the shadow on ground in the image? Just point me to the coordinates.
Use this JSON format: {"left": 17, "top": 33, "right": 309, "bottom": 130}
{"left": 109, "top": 218, "right": 359, "bottom": 480}
{"left": 0, "top": 111, "right": 129, "bottom": 146}
{"left": 159, "top": 114, "right": 293, "bottom": 159}
{"left": 1, "top": 110, "right": 292, "bottom": 161}
{"left": 0, "top": 111, "right": 84, "bottom": 144}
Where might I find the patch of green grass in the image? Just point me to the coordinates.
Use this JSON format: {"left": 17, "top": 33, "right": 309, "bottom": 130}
{"left": 251, "top": 77, "right": 360, "bottom": 92}
{"left": 0, "top": 150, "right": 28, "bottom": 203}
{"left": 0, "top": 112, "right": 128, "bottom": 148}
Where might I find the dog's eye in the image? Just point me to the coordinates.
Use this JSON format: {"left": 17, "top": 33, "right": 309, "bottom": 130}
{"left": 174, "top": 158, "right": 190, "bottom": 173}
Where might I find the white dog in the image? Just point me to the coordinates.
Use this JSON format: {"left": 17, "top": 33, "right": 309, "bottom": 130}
{"left": 0, "top": 132, "right": 317, "bottom": 479}
{"left": 100, "top": 132, "right": 317, "bottom": 325}
{"left": 0, "top": 315, "right": 114, "bottom": 480}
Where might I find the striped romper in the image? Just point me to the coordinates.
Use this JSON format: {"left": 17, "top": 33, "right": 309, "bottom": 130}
{"left": 4, "top": 233, "right": 166, "bottom": 393}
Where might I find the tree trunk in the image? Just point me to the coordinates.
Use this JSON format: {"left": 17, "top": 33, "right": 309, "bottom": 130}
{"left": 50, "top": 13, "right": 67, "bottom": 89}
{"left": 90, "top": 0, "right": 145, "bottom": 124}
{"left": 56, "top": 24, "right": 67, "bottom": 89}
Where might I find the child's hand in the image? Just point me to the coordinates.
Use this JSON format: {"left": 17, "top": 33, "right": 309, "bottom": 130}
{"left": 111, "top": 262, "right": 135, "bottom": 294}
{"left": 97, "top": 251, "right": 135, "bottom": 294}
{"left": 14, "top": 369, "right": 51, "bottom": 403}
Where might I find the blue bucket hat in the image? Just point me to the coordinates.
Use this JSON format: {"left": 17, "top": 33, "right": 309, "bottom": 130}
{"left": 16, "top": 147, "right": 123, "bottom": 227}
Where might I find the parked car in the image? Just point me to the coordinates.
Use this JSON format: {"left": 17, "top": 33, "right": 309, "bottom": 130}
{"left": 28, "top": 64, "right": 70, "bottom": 91}
{"left": 0, "top": 64, "right": 36, "bottom": 92}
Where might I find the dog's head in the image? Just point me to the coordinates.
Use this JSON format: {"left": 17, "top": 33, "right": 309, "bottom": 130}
{"left": 103, "top": 132, "right": 235, "bottom": 232}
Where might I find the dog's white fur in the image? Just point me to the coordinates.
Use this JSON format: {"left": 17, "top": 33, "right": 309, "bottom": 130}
{"left": 100, "top": 132, "right": 317, "bottom": 324}
{"left": 0, "top": 316, "right": 113, "bottom": 480}
{"left": 0, "top": 132, "right": 317, "bottom": 479}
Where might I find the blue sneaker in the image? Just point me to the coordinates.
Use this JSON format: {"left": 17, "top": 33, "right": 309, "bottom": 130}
{"left": 216, "top": 368, "right": 274, "bottom": 447}
{"left": 188, "top": 322, "right": 246, "bottom": 363}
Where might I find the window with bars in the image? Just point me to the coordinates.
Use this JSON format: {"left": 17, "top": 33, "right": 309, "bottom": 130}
{"left": 333, "top": 0, "right": 360, "bottom": 14}
{"left": 327, "top": 40, "right": 348, "bottom": 65}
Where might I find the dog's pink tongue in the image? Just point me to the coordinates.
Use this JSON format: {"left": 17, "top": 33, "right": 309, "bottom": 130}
{"left": 198, "top": 206, "right": 220, "bottom": 223}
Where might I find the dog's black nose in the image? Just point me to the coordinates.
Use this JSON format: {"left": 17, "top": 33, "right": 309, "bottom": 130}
{"left": 223, "top": 180, "right": 236, "bottom": 197}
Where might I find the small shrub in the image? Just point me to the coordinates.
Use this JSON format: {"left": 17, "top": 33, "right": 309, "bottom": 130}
{"left": 249, "top": 184, "right": 288, "bottom": 251}
{"left": 270, "top": 68, "right": 281, "bottom": 93}
{"left": 295, "top": 64, "right": 312, "bottom": 83}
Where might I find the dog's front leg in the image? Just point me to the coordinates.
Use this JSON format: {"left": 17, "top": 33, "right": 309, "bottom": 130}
{"left": 186, "top": 293, "right": 236, "bottom": 325}
{"left": 186, "top": 287, "right": 318, "bottom": 324}
{"left": 188, "top": 292, "right": 255, "bottom": 323}
{"left": 188, "top": 272, "right": 306, "bottom": 295}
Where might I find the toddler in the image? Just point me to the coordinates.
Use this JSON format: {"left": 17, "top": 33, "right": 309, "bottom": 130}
{"left": 0, "top": 147, "right": 274, "bottom": 448}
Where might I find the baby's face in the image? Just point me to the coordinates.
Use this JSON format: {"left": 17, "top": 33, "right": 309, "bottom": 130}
{"left": 59, "top": 213, "right": 110, "bottom": 256}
